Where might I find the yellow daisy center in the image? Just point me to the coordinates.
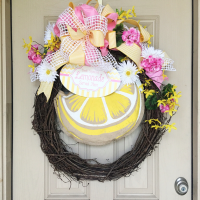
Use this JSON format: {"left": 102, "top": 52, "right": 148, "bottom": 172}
{"left": 126, "top": 70, "right": 131, "bottom": 76}
{"left": 46, "top": 69, "right": 51, "bottom": 75}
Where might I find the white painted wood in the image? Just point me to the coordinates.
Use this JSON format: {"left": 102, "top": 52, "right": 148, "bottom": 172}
{"left": 195, "top": 1, "right": 200, "bottom": 200}
{"left": 0, "top": 3, "right": 3, "bottom": 199}
{"left": 0, "top": 1, "right": 12, "bottom": 200}
{"left": 12, "top": 0, "right": 192, "bottom": 200}
{"left": 89, "top": 142, "right": 114, "bottom": 200}
{"left": 45, "top": 133, "right": 89, "bottom": 199}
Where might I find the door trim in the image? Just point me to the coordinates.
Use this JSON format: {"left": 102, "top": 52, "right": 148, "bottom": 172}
{"left": 0, "top": 0, "right": 12, "bottom": 200}
{"left": 193, "top": 0, "right": 199, "bottom": 200}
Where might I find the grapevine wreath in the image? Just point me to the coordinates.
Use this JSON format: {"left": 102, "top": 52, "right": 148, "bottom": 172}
{"left": 23, "top": 1, "right": 181, "bottom": 182}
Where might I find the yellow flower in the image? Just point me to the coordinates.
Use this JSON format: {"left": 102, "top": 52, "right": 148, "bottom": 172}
{"left": 145, "top": 119, "right": 161, "bottom": 125}
{"left": 118, "top": 11, "right": 126, "bottom": 20}
{"left": 121, "top": 57, "right": 128, "bottom": 62}
{"left": 157, "top": 99, "right": 167, "bottom": 107}
{"left": 151, "top": 125, "right": 161, "bottom": 130}
{"left": 147, "top": 34, "right": 154, "bottom": 47}
{"left": 154, "top": 119, "right": 161, "bottom": 124}
{"left": 165, "top": 103, "right": 177, "bottom": 116}
{"left": 44, "top": 33, "right": 61, "bottom": 52}
{"left": 132, "top": 6, "right": 137, "bottom": 17}
{"left": 143, "top": 26, "right": 147, "bottom": 29}
{"left": 145, "top": 119, "right": 152, "bottom": 124}
{"left": 125, "top": 9, "right": 132, "bottom": 19}
{"left": 172, "top": 85, "right": 177, "bottom": 92}
{"left": 28, "top": 63, "right": 35, "bottom": 72}
{"left": 144, "top": 90, "right": 155, "bottom": 98}
{"left": 138, "top": 84, "right": 144, "bottom": 91}
{"left": 162, "top": 70, "right": 168, "bottom": 80}
{"left": 145, "top": 79, "right": 152, "bottom": 85}
{"left": 164, "top": 123, "right": 177, "bottom": 133}
{"left": 170, "top": 91, "right": 182, "bottom": 103}
{"left": 165, "top": 92, "right": 171, "bottom": 98}
{"left": 136, "top": 68, "right": 144, "bottom": 74}
{"left": 23, "top": 36, "right": 33, "bottom": 53}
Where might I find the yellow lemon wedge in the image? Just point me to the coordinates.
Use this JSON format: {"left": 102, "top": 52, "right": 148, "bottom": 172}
{"left": 54, "top": 83, "right": 144, "bottom": 145}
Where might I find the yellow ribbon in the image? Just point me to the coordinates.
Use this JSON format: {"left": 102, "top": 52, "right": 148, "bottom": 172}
{"left": 66, "top": 27, "right": 104, "bottom": 66}
{"left": 101, "top": 4, "right": 150, "bottom": 67}
{"left": 107, "top": 19, "right": 150, "bottom": 67}
{"left": 101, "top": 4, "right": 115, "bottom": 17}
{"left": 118, "top": 19, "right": 150, "bottom": 43}
{"left": 37, "top": 50, "right": 68, "bottom": 101}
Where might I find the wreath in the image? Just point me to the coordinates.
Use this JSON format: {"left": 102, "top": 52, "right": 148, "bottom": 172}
{"left": 23, "top": 1, "right": 181, "bottom": 182}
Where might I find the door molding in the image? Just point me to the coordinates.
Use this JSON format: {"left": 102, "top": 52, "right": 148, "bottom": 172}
{"left": 0, "top": 0, "right": 12, "bottom": 200}
{"left": 0, "top": 0, "right": 198, "bottom": 200}
{"left": 193, "top": 0, "right": 200, "bottom": 200}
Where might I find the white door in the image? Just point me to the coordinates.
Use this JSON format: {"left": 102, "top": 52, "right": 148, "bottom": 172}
{"left": 13, "top": 0, "right": 192, "bottom": 199}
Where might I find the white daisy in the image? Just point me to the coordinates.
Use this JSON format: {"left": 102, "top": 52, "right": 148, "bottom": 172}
{"left": 117, "top": 61, "right": 139, "bottom": 85}
{"left": 44, "top": 23, "right": 55, "bottom": 44}
{"left": 37, "top": 62, "right": 58, "bottom": 83}
{"left": 141, "top": 47, "right": 164, "bottom": 59}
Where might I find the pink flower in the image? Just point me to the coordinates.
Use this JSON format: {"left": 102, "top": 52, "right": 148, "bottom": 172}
{"left": 141, "top": 56, "right": 164, "bottom": 72}
{"left": 122, "top": 31, "right": 129, "bottom": 41}
{"left": 32, "top": 54, "right": 42, "bottom": 64}
{"left": 126, "top": 39, "right": 134, "bottom": 46}
{"left": 160, "top": 104, "right": 170, "bottom": 113}
{"left": 122, "top": 28, "right": 140, "bottom": 46}
{"left": 141, "top": 55, "right": 165, "bottom": 89}
{"left": 27, "top": 44, "right": 42, "bottom": 64}
{"left": 31, "top": 44, "right": 39, "bottom": 50}
{"left": 28, "top": 50, "right": 35, "bottom": 61}
{"left": 28, "top": 44, "right": 40, "bottom": 61}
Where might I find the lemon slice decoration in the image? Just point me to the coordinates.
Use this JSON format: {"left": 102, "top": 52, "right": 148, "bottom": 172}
{"left": 55, "top": 81, "right": 144, "bottom": 145}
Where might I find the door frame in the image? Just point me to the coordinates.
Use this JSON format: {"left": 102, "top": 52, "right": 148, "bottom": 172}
{"left": 0, "top": 0, "right": 198, "bottom": 200}
{"left": 0, "top": 0, "right": 12, "bottom": 200}
{"left": 193, "top": 0, "right": 200, "bottom": 199}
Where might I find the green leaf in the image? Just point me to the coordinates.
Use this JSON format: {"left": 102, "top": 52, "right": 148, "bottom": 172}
{"left": 119, "top": 56, "right": 126, "bottom": 62}
{"left": 44, "top": 47, "right": 48, "bottom": 55}
{"left": 116, "top": 8, "right": 124, "bottom": 16}
{"left": 161, "top": 83, "right": 174, "bottom": 99}
{"left": 113, "top": 23, "right": 124, "bottom": 33}
{"left": 119, "top": 10, "right": 124, "bottom": 16}
{"left": 116, "top": 34, "right": 123, "bottom": 47}
{"left": 145, "top": 93, "right": 158, "bottom": 110}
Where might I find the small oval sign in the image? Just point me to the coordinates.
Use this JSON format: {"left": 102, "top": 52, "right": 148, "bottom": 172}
{"left": 60, "top": 65, "right": 121, "bottom": 97}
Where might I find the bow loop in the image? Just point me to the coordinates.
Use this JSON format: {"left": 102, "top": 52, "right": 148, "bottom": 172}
{"left": 67, "top": 25, "right": 87, "bottom": 40}
{"left": 84, "top": 15, "right": 108, "bottom": 36}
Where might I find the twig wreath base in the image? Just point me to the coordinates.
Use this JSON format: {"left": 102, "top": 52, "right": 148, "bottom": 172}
{"left": 32, "top": 68, "right": 172, "bottom": 183}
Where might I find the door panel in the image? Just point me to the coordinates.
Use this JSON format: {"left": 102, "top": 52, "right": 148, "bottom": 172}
{"left": 13, "top": 0, "right": 192, "bottom": 200}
